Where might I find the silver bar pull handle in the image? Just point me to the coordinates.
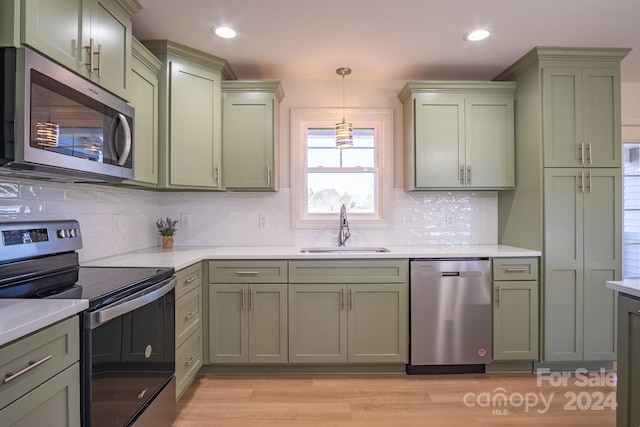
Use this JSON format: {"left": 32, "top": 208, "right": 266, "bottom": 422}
{"left": 578, "top": 171, "right": 585, "bottom": 193}
{"left": 85, "top": 38, "right": 95, "bottom": 74}
{"left": 185, "top": 355, "right": 197, "bottom": 366}
{"left": 467, "top": 165, "right": 471, "bottom": 185}
{"left": 459, "top": 166, "right": 465, "bottom": 185}
{"left": 214, "top": 164, "right": 219, "bottom": 185}
{"left": 349, "top": 288, "right": 354, "bottom": 310}
{"left": 241, "top": 287, "right": 245, "bottom": 311}
{"left": 587, "top": 142, "right": 592, "bottom": 164}
{"left": 495, "top": 286, "right": 500, "bottom": 307}
{"left": 185, "top": 311, "right": 198, "bottom": 320}
{"left": 505, "top": 267, "right": 530, "bottom": 273}
{"left": 341, "top": 288, "right": 345, "bottom": 310}
{"left": 267, "top": 165, "right": 271, "bottom": 186}
{"left": 249, "top": 288, "right": 254, "bottom": 311}
{"left": 579, "top": 142, "right": 585, "bottom": 164}
{"left": 96, "top": 43, "right": 102, "bottom": 77}
{"left": 587, "top": 170, "right": 592, "bottom": 193}
{"left": 236, "top": 271, "right": 259, "bottom": 276}
{"left": 185, "top": 275, "right": 198, "bottom": 284}
{"left": 4, "top": 355, "right": 53, "bottom": 384}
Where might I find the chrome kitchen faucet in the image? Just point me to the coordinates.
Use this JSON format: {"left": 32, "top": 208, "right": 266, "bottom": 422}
{"left": 338, "top": 203, "right": 350, "bottom": 247}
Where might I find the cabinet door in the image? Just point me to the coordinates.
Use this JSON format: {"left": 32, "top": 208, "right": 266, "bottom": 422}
{"left": 0, "top": 363, "right": 80, "bottom": 427}
{"left": 492, "top": 280, "right": 539, "bottom": 360}
{"left": 288, "top": 284, "right": 347, "bottom": 363}
{"left": 249, "top": 284, "right": 287, "bottom": 363}
{"left": 22, "top": 0, "right": 87, "bottom": 73}
{"left": 616, "top": 295, "right": 640, "bottom": 427}
{"left": 127, "top": 45, "right": 159, "bottom": 185}
{"left": 208, "top": 284, "right": 248, "bottom": 363}
{"left": 88, "top": 0, "right": 131, "bottom": 98}
{"left": 223, "top": 93, "right": 275, "bottom": 190}
{"left": 170, "top": 62, "right": 221, "bottom": 189}
{"left": 582, "top": 68, "right": 621, "bottom": 167}
{"left": 542, "top": 68, "right": 583, "bottom": 167}
{"left": 465, "top": 96, "right": 514, "bottom": 188}
{"left": 543, "top": 168, "right": 584, "bottom": 361}
{"left": 414, "top": 94, "right": 465, "bottom": 188}
{"left": 347, "top": 283, "right": 407, "bottom": 363}
{"left": 583, "top": 169, "right": 621, "bottom": 360}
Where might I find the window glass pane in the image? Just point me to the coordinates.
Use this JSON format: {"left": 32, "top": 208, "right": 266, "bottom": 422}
{"left": 307, "top": 172, "right": 375, "bottom": 213}
{"left": 341, "top": 148, "right": 375, "bottom": 167}
{"left": 308, "top": 148, "right": 340, "bottom": 167}
{"left": 307, "top": 128, "right": 375, "bottom": 168}
{"left": 623, "top": 142, "right": 640, "bottom": 278}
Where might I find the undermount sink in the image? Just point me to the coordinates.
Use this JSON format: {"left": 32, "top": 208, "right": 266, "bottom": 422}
{"left": 300, "top": 246, "right": 390, "bottom": 253}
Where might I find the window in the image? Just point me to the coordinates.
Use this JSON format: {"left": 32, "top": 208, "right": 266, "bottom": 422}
{"left": 291, "top": 108, "right": 393, "bottom": 228}
{"left": 623, "top": 142, "right": 640, "bottom": 278}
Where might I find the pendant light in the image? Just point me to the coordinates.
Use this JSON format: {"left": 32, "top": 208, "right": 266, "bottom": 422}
{"left": 335, "top": 67, "right": 353, "bottom": 148}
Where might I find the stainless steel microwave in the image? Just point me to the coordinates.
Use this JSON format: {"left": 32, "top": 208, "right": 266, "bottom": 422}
{"left": 0, "top": 47, "right": 134, "bottom": 182}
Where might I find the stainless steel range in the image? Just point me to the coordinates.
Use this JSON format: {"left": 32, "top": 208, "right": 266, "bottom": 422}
{"left": 0, "top": 220, "right": 176, "bottom": 427}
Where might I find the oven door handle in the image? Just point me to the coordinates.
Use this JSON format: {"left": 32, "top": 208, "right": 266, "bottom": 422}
{"left": 86, "top": 276, "right": 176, "bottom": 329}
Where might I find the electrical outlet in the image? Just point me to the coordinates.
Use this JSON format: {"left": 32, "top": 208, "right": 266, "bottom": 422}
{"left": 180, "top": 213, "right": 191, "bottom": 228}
{"left": 259, "top": 213, "right": 268, "bottom": 228}
{"left": 446, "top": 213, "right": 455, "bottom": 227}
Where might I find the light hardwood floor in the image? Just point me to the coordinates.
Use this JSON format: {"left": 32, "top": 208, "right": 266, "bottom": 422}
{"left": 174, "top": 372, "right": 617, "bottom": 426}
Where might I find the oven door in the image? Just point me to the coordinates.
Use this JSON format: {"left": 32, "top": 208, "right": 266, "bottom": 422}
{"left": 83, "top": 277, "right": 176, "bottom": 427}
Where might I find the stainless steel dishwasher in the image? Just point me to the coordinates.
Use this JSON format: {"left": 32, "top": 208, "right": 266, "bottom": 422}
{"left": 408, "top": 258, "right": 492, "bottom": 374}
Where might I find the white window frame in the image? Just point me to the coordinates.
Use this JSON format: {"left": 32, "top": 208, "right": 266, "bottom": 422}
{"left": 290, "top": 107, "right": 393, "bottom": 229}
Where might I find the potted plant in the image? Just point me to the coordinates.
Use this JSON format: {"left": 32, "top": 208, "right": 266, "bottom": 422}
{"left": 156, "top": 217, "right": 179, "bottom": 249}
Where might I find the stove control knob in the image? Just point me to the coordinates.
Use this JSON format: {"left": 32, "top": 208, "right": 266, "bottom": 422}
{"left": 69, "top": 229, "right": 76, "bottom": 238}
{"left": 57, "top": 229, "right": 65, "bottom": 239}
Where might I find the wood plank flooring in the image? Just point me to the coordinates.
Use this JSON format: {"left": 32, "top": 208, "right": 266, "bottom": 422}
{"left": 174, "top": 372, "right": 617, "bottom": 426}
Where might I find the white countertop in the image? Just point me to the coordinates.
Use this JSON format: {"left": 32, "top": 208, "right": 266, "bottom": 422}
{"left": 0, "top": 299, "right": 88, "bottom": 347}
{"left": 607, "top": 280, "right": 640, "bottom": 299}
{"left": 84, "top": 244, "right": 541, "bottom": 270}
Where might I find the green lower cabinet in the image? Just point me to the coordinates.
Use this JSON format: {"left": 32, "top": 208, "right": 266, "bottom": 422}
{"left": 208, "top": 283, "right": 287, "bottom": 363}
{"left": 616, "top": 293, "right": 640, "bottom": 427}
{"left": 0, "top": 363, "right": 80, "bottom": 427}
{"left": 288, "top": 283, "right": 408, "bottom": 364}
{"left": 492, "top": 280, "right": 538, "bottom": 360}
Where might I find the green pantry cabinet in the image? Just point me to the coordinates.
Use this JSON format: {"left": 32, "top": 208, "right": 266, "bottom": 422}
{"left": 616, "top": 293, "right": 640, "bottom": 427}
{"left": 175, "top": 263, "right": 204, "bottom": 400}
{"left": 288, "top": 260, "right": 408, "bottom": 364}
{"left": 222, "top": 81, "right": 284, "bottom": 191}
{"left": 495, "top": 47, "right": 629, "bottom": 363}
{"left": 0, "top": 316, "right": 80, "bottom": 426}
{"left": 0, "top": 0, "right": 140, "bottom": 100}
{"left": 398, "top": 81, "right": 516, "bottom": 190}
{"left": 143, "top": 40, "right": 235, "bottom": 190}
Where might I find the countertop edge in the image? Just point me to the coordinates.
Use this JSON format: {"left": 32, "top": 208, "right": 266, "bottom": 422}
{"left": 0, "top": 299, "right": 88, "bottom": 347}
{"left": 607, "top": 280, "right": 640, "bottom": 299}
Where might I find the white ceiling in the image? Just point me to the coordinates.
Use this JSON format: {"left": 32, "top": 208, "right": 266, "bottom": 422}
{"left": 132, "top": 0, "right": 640, "bottom": 82}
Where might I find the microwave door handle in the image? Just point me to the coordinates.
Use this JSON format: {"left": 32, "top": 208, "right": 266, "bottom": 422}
{"left": 115, "top": 113, "right": 132, "bottom": 166}
{"left": 86, "top": 277, "right": 176, "bottom": 329}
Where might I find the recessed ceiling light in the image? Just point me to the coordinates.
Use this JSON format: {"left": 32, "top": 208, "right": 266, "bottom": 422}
{"left": 214, "top": 26, "right": 236, "bottom": 39}
{"left": 464, "top": 29, "right": 490, "bottom": 42}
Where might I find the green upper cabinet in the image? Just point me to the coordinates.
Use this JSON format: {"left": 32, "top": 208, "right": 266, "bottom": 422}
{"left": 143, "top": 40, "right": 235, "bottom": 190}
{"left": 222, "top": 81, "right": 284, "bottom": 191}
{"left": 16, "top": 0, "right": 139, "bottom": 100}
{"left": 543, "top": 168, "right": 621, "bottom": 362}
{"left": 398, "top": 81, "right": 516, "bottom": 191}
{"left": 123, "top": 38, "right": 161, "bottom": 186}
{"left": 542, "top": 67, "right": 621, "bottom": 167}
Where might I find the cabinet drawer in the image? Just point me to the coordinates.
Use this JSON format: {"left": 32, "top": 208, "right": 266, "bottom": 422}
{"left": 209, "top": 261, "right": 288, "bottom": 283}
{"left": 176, "top": 263, "right": 202, "bottom": 298}
{"left": 176, "top": 328, "right": 202, "bottom": 400}
{"left": 176, "top": 287, "right": 202, "bottom": 348}
{"left": 289, "top": 260, "right": 408, "bottom": 283}
{"left": 493, "top": 258, "right": 539, "bottom": 281}
{"left": 0, "top": 316, "right": 79, "bottom": 410}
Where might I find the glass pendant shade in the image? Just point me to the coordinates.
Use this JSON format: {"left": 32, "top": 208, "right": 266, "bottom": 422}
{"left": 335, "top": 67, "right": 353, "bottom": 148}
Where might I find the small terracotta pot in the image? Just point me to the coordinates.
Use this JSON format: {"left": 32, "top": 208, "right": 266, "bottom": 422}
{"left": 162, "top": 236, "right": 174, "bottom": 249}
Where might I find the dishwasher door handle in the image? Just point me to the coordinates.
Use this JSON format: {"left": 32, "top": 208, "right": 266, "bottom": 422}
{"left": 441, "top": 272, "right": 460, "bottom": 277}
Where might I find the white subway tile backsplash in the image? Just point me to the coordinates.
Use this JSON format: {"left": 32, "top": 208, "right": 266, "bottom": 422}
{"left": 0, "top": 177, "right": 498, "bottom": 262}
